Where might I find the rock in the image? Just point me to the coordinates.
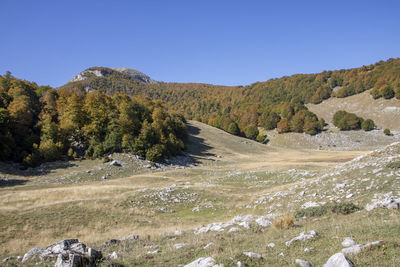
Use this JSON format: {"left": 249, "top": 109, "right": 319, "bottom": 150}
{"left": 147, "top": 250, "right": 159, "bottom": 255}
{"left": 174, "top": 230, "right": 183, "bottom": 236}
{"left": 279, "top": 252, "right": 284, "bottom": 257}
{"left": 255, "top": 216, "right": 272, "bottom": 227}
{"left": 304, "top": 247, "right": 312, "bottom": 252}
{"left": 2, "top": 256, "right": 14, "bottom": 263}
{"left": 22, "top": 248, "right": 45, "bottom": 262}
{"left": 342, "top": 240, "right": 383, "bottom": 255}
{"left": 296, "top": 259, "right": 311, "bottom": 267}
{"left": 228, "top": 227, "right": 241, "bottom": 233}
{"left": 301, "top": 202, "right": 320, "bottom": 209}
{"left": 243, "top": 252, "right": 262, "bottom": 259}
{"left": 88, "top": 247, "right": 102, "bottom": 261}
{"left": 55, "top": 252, "right": 86, "bottom": 267}
{"left": 237, "top": 261, "right": 245, "bottom": 267}
{"left": 103, "top": 239, "right": 120, "bottom": 246}
{"left": 365, "top": 192, "right": 400, "bottom": 211}
{"left": 285, "top": 231, "right": 318, "bottom": 246}
{"left": 108, "top": 160, "right": 122, "bottom": 167}
{"left": 184, "top": 257, "right": 221, "bottom": 267}
{"left": 341, "top": 237, "right": 357, "bottom": 247}
{"left": 323, "top": 253, "right": 354, "bottom": 267}
{"left": 109, "top": 251, "right": 118, "bottom": 259}
{"left": 120, "top": 235, "right": 139, "bottom": 242}
{"left": 267, "top": 242, "right": 275, "bottom": 248}
{"left": 204, "top": 242, "right": 214, "bottom": 249}
{"left": 174, "top": 243, "right": 188, "bottom": 249}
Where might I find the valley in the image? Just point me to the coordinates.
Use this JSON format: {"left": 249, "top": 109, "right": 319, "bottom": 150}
{"left": 1, "top": 120, "right": 399, "bottom": 266}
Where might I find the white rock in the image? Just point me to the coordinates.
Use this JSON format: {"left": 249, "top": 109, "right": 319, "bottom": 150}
{"left": 22, "top": 248, "right": 44, "bottom": 263}
{"left": 109, "top": 251, "right": 118, "bottom": 259}
{"left": 256, "top": 216, "right": 272, "bottom": 227}
{"left": 301, "top": 202, "right": 320, "bottom": 209}
{"left": 237, "top": 261, "right": 245, "bottom": 267}
{"left": 174, "top": 243, "right": 188, "bottom": 249}
{"left": 346, "top": 194, "right": 353, "bottom": 199}
{"left": 243, "top": 252, "right": 262, "bottom": 259}
{"left": 174, "top": 230, "right": 183, "bottom": 236}
{"left": 296, "top": 259, "right": 311, "bottom": 267}
{"left": 342, "top": 240, "right": 383, "bottom": 255}
{"left": 304, "top": 247, "right": 311, "bottom": 252}
{"left": 285, "top": 231, "right": 318, "bottom": 246}
{"left": 204, "top": 242, "right": 214, "bottom": 249}
{"left": 323, "top": 253, "right": 354, "bottom": 267}
{"left": 184, "top": 257, "right": 221, "bottom": 267}
{"left": 341, "top": 237, "right": 357, "bottom": 247}
{"left": 147, "top": 250, "right": 159, "bottom": 254}
{"left": 267, "top": 243, "right": 275, "bottom": 248}
{"left": 228, "top": 227, "right": 241, "bottom": 233}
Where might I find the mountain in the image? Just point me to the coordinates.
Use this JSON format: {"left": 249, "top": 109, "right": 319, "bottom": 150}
{"left": 69, "top": 67, "right": 157, "bottom": 84}
{"left": 63, "top": 58, "right": 400, "bottom": 139}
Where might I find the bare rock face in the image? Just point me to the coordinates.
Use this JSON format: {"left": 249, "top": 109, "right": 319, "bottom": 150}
{"left": 323, "top": 253, "right": 354, "bottom": 267}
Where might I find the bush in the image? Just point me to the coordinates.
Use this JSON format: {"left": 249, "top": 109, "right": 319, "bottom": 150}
{"left": 330, "top": 203, "right": 361, "bottom": 215}
{"left": 145, "top": 144, "right": 166, "bottom": 162}
{"left": 381, "top": 86, "right": 395, "bottom": 99}
{"left": 295, "top": 206, "right": 328, "bottom": 219}
{"left": 244, "top": 125, "right": 259, "bottom": 140}
{"left": 273, "top": 215, "right": 295, "bottom": 229}
{"left": 361, "top": 119, "right": 375, "bottom": 131}
{"left": 333, "top": 110, "right": 363, "bottom": 130}
{"left": 384, "top": 129, "right": 392, "bottom": 136}
{"left": 387, "top": 161, "right": 400, "bottom": 169}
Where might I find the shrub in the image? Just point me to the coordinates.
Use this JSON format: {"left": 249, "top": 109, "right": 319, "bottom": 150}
{"left": 273, "top": 215, "right": 295, "bottom": 229}
{"left": 295, "top": 206, "right": 328, "bottom": 219}
{"left": 333, "top": 110, "right": 363, "bottom": 130}
{"left": 387, "top": 161, "right": 400, "bottom": 169}
{"left": 330, "top": 203, "right": 361, "bottom": 215}
{"left": 381, "top": 85, "right": 395, "bottom": 99}
{"left": 361, "top": 119, "right": 375, "bottom": 131}
{"left": 384, "top": 129, "right": 392, "bottom": 136}
{"left": 244, "top": 125, "right": 259, "bottom": 140}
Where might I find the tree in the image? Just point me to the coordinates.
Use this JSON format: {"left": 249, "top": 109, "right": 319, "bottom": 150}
{"left": 381, "top": 85, "right": 395, "bottom": 99}
{"left": 244, "top": 125, "right": 259, "bottom": 140}
{"left": 277, "top": 118, "right": 290, "bottom": 133}
{"left": 361, "top": 119, "right": 375, "bottom": 131}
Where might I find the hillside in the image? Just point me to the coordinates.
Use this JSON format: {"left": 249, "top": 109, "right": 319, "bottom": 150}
{"left": 62, "top": 58, "right": 400, "bottom": 140}
{"left": 1, "top": 121, "right": 399, "bottom": 266}
{"left": 307, "top": 90, "right": 400, "bottom": 131}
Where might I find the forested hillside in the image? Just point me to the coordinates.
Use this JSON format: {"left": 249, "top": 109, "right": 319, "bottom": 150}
{"left": 63, "top": 58, "right": 400, "bottom": 139}
{"left": 0, "top": 73, "right": 187, "bottom": 166}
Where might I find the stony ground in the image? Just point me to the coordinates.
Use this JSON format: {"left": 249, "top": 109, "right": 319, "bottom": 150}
{"left": 0, "top": 121, "right": 399, "bottom": 266}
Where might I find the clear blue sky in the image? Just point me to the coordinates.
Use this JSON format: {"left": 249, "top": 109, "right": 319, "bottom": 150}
{"left": 1, "top": 0, "right": 399, "bottom": 87}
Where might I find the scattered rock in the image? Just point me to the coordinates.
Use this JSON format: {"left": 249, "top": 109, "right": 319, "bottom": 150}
{"left": 243, "top": 252, "right": 262, "bottom": 259}
{"left": 108, "top": 160, "right": 122, "bottom": 167}
{"left": 237, "top": 261, "right": 245, "bottom": 267}
{"left": 296, "top": 259, "right": 311, "bottom": 267}
{"left": 109, "top": 251, "right": 118, "bottom": 260}
{"left": 147, "top": 250, "right": 159, "bottom": 255}
{"left": 255, "top": 216, "right": 272, "bottom": 227}
{"left": 174, "top": 243, "right": 188, "bottom": 249}
{"left": 228, "top": 227, "right": 241, "bottom": 233}
{"left": 22, "top": 247, "right": 45, "bottom": 263}
{"left": 342, "top": 240, "right": 383, "bottom": 255}
{"left": 204, "top": 242, "right": 214, "bottom": 249}
{"left": 304, "top": 247, "right": 312, "bottom": 252}
{"left": 184, "top": 257, "right": 221, "bottom": 267}
{"left": 341, "top": 237, "right": 357, "bottom": 247}
{"left": 366, "top": 192, "right": 400, "bottom": 211}
{"left": 2, "top": 256, "right": 14, "bottom": 263}
{"left": 285, "top": 231, "right": 318, "bottom": 246}
{"left": 174, "top": 230, "right": 183, "bottom": 236}
{"left": 267, "top": 242, "right": 275, "bottom": 248}
{"left": 323, "top": 253, "right": 354, "bottom": 267}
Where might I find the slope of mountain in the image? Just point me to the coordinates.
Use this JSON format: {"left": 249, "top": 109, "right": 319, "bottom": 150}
{"left": 307, "top": 90, "right": 400, "bottom": 131}
{"left": 63, "top": 58, "right": 400, "bottom": 140}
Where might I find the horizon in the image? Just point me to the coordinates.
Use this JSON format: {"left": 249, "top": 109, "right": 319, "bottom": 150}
{"left": 1, "top": 0, "right": 400, "bottom": 87}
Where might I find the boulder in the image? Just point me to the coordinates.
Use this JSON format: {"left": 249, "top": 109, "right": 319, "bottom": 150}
{"left": 243, "top": 252, "right": 262, "bottom": 259}
{"left": 341, "top": 237, "right": 357, "bottom": 247}
{"left": 323, "top": 253, "right": 354, "bottom": 267}
{"left": 341, "top": 240, "right": 383, "bottom": 255}
{"left": 22, "top": 247, "right": 45, "bottom": 263}
{"left": 184, "top": 257, "right": 221, "bottom": 267}
{"left": 296, "top": 259, "right": 311, "bottom": 267}
{"left": 255, "top": 216, "right": 272, "bottom": 227}
{"left": 285, "top": 231, "right": 318, "bottom": 246}
{"left": 174, "top": 243, "right": 188, "bottom": 249}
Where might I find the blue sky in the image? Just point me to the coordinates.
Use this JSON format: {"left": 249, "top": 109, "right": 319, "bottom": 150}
{"left": 1, "top": 0, "right": 399, "bottom": 87}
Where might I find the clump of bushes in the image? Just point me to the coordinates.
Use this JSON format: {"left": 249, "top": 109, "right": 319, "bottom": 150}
{"left": 387, "top": 161, "right": 400, "bottom": 169}
{"left": 333, "top": 110, "right": 375, "bottom": 131}
{"left": 295, "top": 206, "right": 328, "bottom": 219}
{"left": 295, "top": 202, "right": 361, "bottom": 219}
{"left": 273, "top": 215, "right": 295, "bottom": 229}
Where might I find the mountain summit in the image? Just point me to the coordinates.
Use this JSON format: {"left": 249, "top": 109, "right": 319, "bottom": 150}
{"left": 69, "top": 67, "right": 157, "bottom": 84}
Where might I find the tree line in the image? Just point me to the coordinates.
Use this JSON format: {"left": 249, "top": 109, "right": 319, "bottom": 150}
{"left": 0, "top": 72, "right": 187, "bottom": 166}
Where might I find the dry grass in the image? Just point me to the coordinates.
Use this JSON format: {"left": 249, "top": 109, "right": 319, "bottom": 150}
{"left": 273, "top": 215, "right": 295, "bottom": 230}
